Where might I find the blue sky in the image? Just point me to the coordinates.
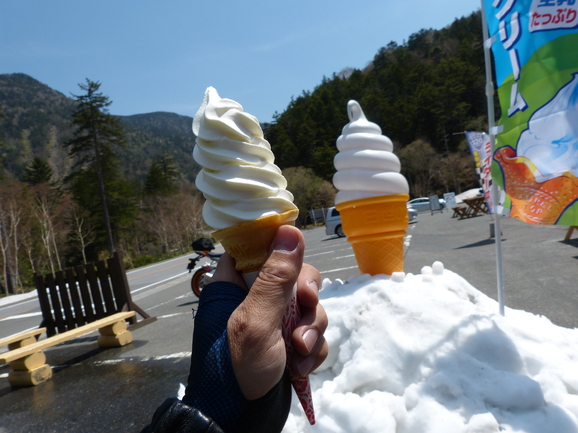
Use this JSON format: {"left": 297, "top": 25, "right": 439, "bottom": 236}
{"left": 1, "top": 0, "right": 481, "bottom": 124}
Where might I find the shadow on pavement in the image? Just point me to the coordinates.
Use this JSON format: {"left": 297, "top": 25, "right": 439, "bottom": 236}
{"left": 455, "top": 238, "right": 507, "bottom": 249}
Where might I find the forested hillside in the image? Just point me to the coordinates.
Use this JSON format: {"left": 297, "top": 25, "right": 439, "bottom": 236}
{"left": 0, "top": 73, "right": 199, "bottom": 182}
{"left": 117, "top": 112, "right": 198, "bottom": 182}
{"left": 0, "top": 73, "right": 76, "bottom": 180}
{"left": 0, "top": 76, "right": 205, "bottom": 294}
{"left": 266, "top": 10, "right": 491, "bottom": 196}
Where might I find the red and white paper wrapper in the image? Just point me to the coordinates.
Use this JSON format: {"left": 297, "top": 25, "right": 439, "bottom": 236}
{"left": 282, "top": 286, "right": 315, "bottom": 425}
{"left": 243, "top": 273, "right": 315, "bottom": 425}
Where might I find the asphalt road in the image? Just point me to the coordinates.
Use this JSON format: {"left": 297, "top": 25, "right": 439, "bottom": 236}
{"left": 1, "top": 214, "right": 577, "bottom": 432}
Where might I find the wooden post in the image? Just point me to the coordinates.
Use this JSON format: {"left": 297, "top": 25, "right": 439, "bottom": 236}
{"left": 5, "top": 333, "right": 52, "bottom": 387}
{"left": 564, "top": 226, "right": 577, "bottom": 241}
{"left": 110, "top": 252, "right": 157, "bottom": 329}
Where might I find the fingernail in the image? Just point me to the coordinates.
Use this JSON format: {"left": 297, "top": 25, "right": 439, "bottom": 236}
{"left": 273, "top": 227, "right": 299, "bottom": 252}
{"left": 298, "top": 356, "right": 315, "bottom": 377}
{"left": 303, "top": 328, "right": 319, "bottom": 353}
{"left": 308, "top": 280, "right": 319, "bottom": 293}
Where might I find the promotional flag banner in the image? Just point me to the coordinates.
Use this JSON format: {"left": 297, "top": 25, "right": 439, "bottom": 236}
{"left": 465, "top": 131, "right": 499, "bottom": 214}
{"left": 483, "top": 0, "right": 578, "bottom": 225}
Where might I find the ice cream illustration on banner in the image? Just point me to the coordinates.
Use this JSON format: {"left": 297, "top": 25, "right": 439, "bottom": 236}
{"left": 333, "top": 100, "right": 410, "bottom": 275}
{"left": 192, "top": 87, "right": 315, "bottom": 424}
{"left": 495, "top": 74, "right": 578, "bottom": 224}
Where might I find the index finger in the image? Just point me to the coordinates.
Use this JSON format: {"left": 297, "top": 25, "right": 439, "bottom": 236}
{"left": 296, "top": 263, "right": 321, "bottom": 309}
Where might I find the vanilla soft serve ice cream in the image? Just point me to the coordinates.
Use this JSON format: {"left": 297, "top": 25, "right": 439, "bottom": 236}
{"left": 333, "top": 100, "right": 409, "bottom": 204}
{"left": 193, "top": 87, "right": 297, "bottom": 230}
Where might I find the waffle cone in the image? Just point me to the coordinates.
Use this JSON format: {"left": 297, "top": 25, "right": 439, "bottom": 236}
{"left": 336, "top": 194, "right": 409, "bottom": 275}
{"left": 212, "top": 209, "right": 299, "bottom": 273}
{"left": 495, "top": 147, "right": 578, "bottom": 224}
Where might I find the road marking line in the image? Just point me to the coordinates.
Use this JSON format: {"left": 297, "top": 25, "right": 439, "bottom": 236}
{"left": 131, "top": 271, "right": 189, "bottom": 294}
{"left": 94, "top": 351, "right": 192, "bottom": 366}
{"left": 0, "top": 311, "right": 42, "bottom": 321}
{"left": 128, "top": 261, "right": 190, "bottom": 281}
{"left": 157, "top": 312, "right": 190, "bottom": 319}
{"left": 0, "top": 326, "right": 42, "bottom": 341}
{"left": 304, "top": 251, "right": 334, "bottom": 258}
{"left": 320, "top": 265, "right": 359, "bottom": 274}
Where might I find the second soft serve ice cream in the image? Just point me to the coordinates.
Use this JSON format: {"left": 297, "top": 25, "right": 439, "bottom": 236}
{"left": 332, "top": 100, "right": 410, "bottom": 276}
{"left": 333, "top": 100, "right": 409, "bottom": 204}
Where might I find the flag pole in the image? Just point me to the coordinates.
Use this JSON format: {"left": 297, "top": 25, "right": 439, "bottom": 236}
{"left": 481, "top": 1, "right": 505, "bottom": 316}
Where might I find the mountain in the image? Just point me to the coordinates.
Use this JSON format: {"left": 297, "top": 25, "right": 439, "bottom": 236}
{"left": 0, "top": 73, "right": 199, "bottom": 183}
{"left": 118, "top": 112, "right": 198, "bottom": 183}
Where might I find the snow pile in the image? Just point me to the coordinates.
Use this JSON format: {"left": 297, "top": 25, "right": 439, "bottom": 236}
{"left": 283, "top": 262, "right": 578, "bottom": 433}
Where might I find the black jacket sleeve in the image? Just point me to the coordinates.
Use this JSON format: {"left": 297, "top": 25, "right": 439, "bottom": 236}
{"left": 141, "top": 281, "right": 293, "bottom": 433}
{"left": 141, "top": 371, "right": 291, "bottom": 433}
{"left": 140, "top": 397, "right": 224, "bottom": 433}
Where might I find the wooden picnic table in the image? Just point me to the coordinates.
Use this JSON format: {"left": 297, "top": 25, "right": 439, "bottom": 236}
{"left": 452, "top": 205, "right": 470, "bottom": 219}
{"left": 565, "top": 226, "right": 578, "bottom": 240}
{"left": 462, "top": 196, "right": 489, "bottom": 217}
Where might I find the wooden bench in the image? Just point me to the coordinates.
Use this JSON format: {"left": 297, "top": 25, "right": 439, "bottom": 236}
{"left": 0, "top": 312, "right": 135, "bottom": 386}
{"left": 35, "top": 251, "right": 155, "bottom": 338}
{"left": 0, "top": 328, "right": 46, "bottom": 351}
{"left": 0, "top": 251, "right": 155, "bottom": 387}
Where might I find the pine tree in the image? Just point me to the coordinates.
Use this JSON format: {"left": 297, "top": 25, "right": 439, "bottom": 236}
{"left": 64, "top": 79, "right": 131, "bottom": 257}
{"left": 22, "top": 156, "right": 54, "bottom": 186}
{"left": 144, "top": 153, "right": 179, "bottom": 196}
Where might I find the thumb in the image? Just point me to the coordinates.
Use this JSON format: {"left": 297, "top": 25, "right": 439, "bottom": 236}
{"left": 247, "top": 225, "right": 304, "bottom": 321}
{"left": 228, "top": 225, "right": 304, "bottom": 400}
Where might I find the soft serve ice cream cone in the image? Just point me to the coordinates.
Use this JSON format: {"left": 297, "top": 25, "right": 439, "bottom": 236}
{"left": 333, "top": 100, "right": 410, "bottom": 275}
{"left": 193, "top": 87, "right": 299, "bottom": 272}
{"left": 192, "top": 87, "right": 314, "bottom": 424}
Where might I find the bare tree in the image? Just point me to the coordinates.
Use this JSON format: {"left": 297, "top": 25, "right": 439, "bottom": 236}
{"left": 144, "top": 196, "right": 173, "bottom": 254}
{"left": 179, "top": 185, "right": 206, "bottom": 247}
{"left": 0, "top": 201, "right": 15, "bottom": 294}
{"left": 67, "top": 200, "right": 96, "bottom": 265}
{"left": 140, "top": 183, "right": 206, "bottom": 255}
{"left": 397, "top": 140, "right": 441, "bottom": 197}
{"left": 0, "top": 181, "right": 27, "bottom": 293}
{"left": 32, "top": 184, "right": 65, "bottom": 274}
{"left": 430, "top": 152, "right": 478, "bottom": 195}
{"left": 167, "top": 187, "right": 206, "bottom": 251}
{"left": 284, "top": 167, "right": 337, "bottom": 226}
{"left": 17, "top": 192, "right": 38, "bottom": 276}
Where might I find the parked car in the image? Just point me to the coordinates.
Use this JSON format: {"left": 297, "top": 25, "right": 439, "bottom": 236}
{"left": 408, "top": 197, "right": 446, "bottom": 212}
{"left": 407, "top": 205, "right": 418, "bottom": 222}
{"left": 325, "top": 205, "right": 418, "bottom": 237}
{"left": 325, "top": 207, "right": 345, "bottom": 237}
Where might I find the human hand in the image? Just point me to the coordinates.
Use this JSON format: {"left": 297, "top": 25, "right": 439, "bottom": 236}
{"left": 213, "top": 225, "right": 328, "bottom": 400}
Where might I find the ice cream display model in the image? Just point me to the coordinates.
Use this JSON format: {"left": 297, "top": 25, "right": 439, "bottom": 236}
{"left": 192, "top": 87, "right": 314, "bottom": 424}
{"left": 333, "top": 100, "right": 410, "bottom": 275}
